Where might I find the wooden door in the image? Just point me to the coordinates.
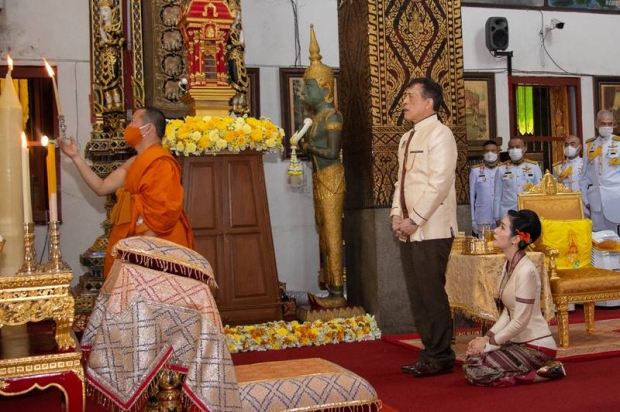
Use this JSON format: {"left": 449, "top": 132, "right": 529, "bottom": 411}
{"left": 181, "top": 153, "right": 282, "bottom": 325}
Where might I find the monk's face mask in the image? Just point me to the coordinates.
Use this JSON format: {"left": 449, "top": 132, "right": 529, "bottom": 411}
{"left": 124, "top": 124, "right": 149, "bottom": 147}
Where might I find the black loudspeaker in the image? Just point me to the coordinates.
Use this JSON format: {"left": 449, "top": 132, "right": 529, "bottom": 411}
{"left": 485, "top": 17, "right": 509, "bottom": 52}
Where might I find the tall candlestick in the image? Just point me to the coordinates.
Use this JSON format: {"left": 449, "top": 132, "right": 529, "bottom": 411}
{"left": 0, "top": 55, "right": 26, "bottom": 274}
{"left": 42, "top": 136, "right": 58, "bottom": 222}
{"left": 43, "top": 58, "right": 63, "bottom": 116}
{"left": 21, "top": 132, "right": 33, "bottom": 224}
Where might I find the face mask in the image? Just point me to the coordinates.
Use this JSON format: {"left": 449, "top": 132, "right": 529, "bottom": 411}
{"left": 124, "top": 124, "right": 148, "bottom": 147}
{"left": 483, "top": 152, "right": 498, "bottom": 163}
{"left": 508, "top": 148, "right": 523, "bottom": 162}
{"left": 599, "top": 126, "right": 613, "bottom": 138}
{"left": 564, "top": 146, "right": 579, "bottom": 158}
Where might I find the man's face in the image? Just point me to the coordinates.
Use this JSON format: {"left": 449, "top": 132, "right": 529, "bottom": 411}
{"left": 130, "top": 110, "right": 146, "bottom": 128}
{"left": 596, "top": 114, "right": 614, "bottom": 129}
{"left": 483, "top": 144, "right": 499, "bottom": 155}
{"left": 508, "top": 138, "right": 525, "bottom": 152}
{"left": 402, "top": 84, "right": 433, "bottom": 123}
{"left": 564, "top": 136, "right": 581, "bottom": 151}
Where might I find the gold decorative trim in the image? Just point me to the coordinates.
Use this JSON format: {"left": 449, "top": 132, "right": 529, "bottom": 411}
{"left": 0, "top": 352, "right": 83, "bottom": 379}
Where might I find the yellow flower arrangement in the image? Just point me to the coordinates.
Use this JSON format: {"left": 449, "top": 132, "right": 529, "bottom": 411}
{"left": 163, "top": 115, "right": 284, "bottom": 156}
{"left": 224, "top": 314, "right": 382, "bottom": 353}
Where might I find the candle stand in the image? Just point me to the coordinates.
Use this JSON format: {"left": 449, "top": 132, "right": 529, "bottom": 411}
{"left": 18, "top": 222, "right": 40, "bottom": 274}
{"left": 42, "top": 220, "right": 70, "bottom": 273}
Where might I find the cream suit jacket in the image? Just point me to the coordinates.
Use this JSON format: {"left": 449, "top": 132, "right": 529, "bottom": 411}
{"left": 390, "top": 114, "right": 458, "bottom": 242}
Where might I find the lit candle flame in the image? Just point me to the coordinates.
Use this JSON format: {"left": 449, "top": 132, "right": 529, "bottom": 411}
{"left": 41, "top": 135, "right": 50, "bottom": 146}
{"left": 43, "top": 58, "right": 55, "bottom": 78}
{"left": 7, "top": 54, "right": 13, "bottom": 72}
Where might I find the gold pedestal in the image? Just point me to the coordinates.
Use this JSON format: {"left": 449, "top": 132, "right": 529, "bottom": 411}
{"left": 181, "top": 85, "right": 235, "bottom": 117}
{"left": 0, "top": 271, "right": 77, "bottom": 350}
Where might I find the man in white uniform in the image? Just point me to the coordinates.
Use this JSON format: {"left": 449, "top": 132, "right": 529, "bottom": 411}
{"left": 470, "top": 140, "right": 500, "bottom": 235}
{"left": 580, "top": 110, "right": 620, "bottom": 232}
{"left": 493, "top": 137, "right": 543, "bottom": 225}
{"left": 553, "top": 135, "right": 583, "bottom": 192}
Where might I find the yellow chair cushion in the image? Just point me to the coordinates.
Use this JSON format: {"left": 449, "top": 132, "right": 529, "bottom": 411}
{"left": 552, "top": 267, "right": 620, "bottom": 294}
{"left": 540, "top": 218, "right": 592, "bottom": 270}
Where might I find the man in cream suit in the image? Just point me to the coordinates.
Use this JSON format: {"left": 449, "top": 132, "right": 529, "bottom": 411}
{"left": 391, "top": 78, "right": 458, "bottom": 378}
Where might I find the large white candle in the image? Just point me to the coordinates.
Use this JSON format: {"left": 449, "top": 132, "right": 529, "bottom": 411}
{"left": 21, "top": 132, "right": 33, "bottom": 224}
{"left": 0, "top": 57, "right": 26, "bottom": 274}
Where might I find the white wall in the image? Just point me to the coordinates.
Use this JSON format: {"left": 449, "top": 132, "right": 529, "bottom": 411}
{"left": 1, "top": 0, "right": 618, "bottom": 293}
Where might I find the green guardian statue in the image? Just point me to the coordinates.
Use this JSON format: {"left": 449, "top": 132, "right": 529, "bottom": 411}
{"left": 300, "top": 25, "right": 346, "bottom": 308}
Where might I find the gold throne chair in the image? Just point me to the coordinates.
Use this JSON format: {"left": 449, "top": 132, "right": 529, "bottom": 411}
{"left": 518, "top": 171, "right": 620, "bottom": 347}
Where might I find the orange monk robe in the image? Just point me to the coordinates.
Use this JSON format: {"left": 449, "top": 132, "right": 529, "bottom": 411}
{"left": 104, "top": 144, "right": 194, "bottom": 277}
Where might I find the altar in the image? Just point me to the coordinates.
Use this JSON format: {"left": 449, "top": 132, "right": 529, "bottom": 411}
{"left": 445, "top": 251, "right": 556, "bottom": 322}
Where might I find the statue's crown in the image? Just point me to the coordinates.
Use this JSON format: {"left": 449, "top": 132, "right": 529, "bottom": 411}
{"left": 99, "top": 0, "right": 114, "bottom": 8}
{"left": 303, "top": 24, "right": 335, "bottom": 103}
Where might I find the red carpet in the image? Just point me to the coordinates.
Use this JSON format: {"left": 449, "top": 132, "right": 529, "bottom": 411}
{"left": 3, "top": 306, "right": 620, "bottom": 411}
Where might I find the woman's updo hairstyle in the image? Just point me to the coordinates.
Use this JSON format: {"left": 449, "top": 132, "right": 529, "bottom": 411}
{"left": 507, "top": 209, "right": 541, "bottom": 250}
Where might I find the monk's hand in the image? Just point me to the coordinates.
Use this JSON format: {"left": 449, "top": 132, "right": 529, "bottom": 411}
{"left": 391, "top": 216, "right": 403, "bottom": 237}
{"left": 57, "top": 136, "right": 80, "bottom": 160}
{"left": 398, "top": 218, "right": 418, "bottom": 237}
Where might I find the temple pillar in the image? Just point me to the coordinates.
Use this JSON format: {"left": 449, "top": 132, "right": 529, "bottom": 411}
{"left": 338, "top": 0, "right": 468, "bottom": 334}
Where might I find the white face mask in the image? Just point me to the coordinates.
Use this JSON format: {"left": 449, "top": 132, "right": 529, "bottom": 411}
{"left": 564, "top": 146, "right": 579, "bottom": 158}
{"left": 508, "top": 148, "right": 523, "bottom": 162}
{"left": 599, "top": 126, "right": 613, "bottom": 138}
{"left": 483, "top": 152, "right": 498, "bottom": 163}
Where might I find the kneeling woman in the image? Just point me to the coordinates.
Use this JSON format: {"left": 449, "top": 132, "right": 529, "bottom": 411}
{"left": 463, "top": 209, "right": 565, "bottom": 387}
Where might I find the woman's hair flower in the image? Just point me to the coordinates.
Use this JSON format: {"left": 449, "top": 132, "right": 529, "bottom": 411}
{"left": 516, "top": 230, "right": 531, "bottom": 247}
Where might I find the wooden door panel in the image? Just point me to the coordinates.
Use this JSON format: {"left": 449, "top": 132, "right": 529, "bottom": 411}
{"left": 193, "top": 234, "right": 224, "bottom": 300}
{"left": 227, "top": 159, "right": 260, "bottom": 228}
{"left": 183, "top": 158, "right": 219, "bottom": 230}
{"left": 228, "top": 233, "right": 276, "bottom": 301}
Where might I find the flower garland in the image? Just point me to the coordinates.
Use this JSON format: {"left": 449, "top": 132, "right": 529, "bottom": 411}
{"left": 163, "top": 115, "right": 284, "bottom": 156}
{"left": 224, "top": 314, "right": 382, "bottom": 353}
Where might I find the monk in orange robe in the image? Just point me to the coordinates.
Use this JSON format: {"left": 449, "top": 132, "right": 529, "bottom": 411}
{"left": 59, "top": 106, "right": 194, "bottom": 277}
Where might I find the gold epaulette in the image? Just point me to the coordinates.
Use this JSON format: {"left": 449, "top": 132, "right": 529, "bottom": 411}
{"left": 471, "top": 162, "right": 483, "bottom": 169}
{"left": 613, "top": 135, "right": 620, "bottom": 141}
{"left": 498, "top": 161, "right": 508, "bottom": 166}
{"left": 586, "top": 136, "right": 596, "bottom": 143}
{"left": 525, "top": 159, "right": 539, "bottom": 164}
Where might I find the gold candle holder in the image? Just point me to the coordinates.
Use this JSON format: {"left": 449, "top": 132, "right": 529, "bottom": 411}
{"left": 42, "top": 220, "right": 70, "bottom": 273}
{"left": 18, "top": 222, "right": 41, "bottom": 274}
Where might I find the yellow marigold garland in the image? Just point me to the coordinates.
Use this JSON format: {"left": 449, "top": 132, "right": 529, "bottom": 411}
{"left": 224, "top": 314, "right": 382, "bottom": 353}
{"left": 163, "top": 115, "right": 284, "bottom": 156}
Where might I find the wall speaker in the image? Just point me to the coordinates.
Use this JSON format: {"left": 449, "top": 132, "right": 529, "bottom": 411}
{"left": 485, "top": 17, "right": 509, "bottom": 52}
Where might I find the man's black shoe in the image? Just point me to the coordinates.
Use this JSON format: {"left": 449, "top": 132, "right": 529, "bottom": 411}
{"left": 411, "top": 362, "right": 454, "bottom": 378}
{"left": 400, "top": 363, "right": 418, "bottom": 374}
